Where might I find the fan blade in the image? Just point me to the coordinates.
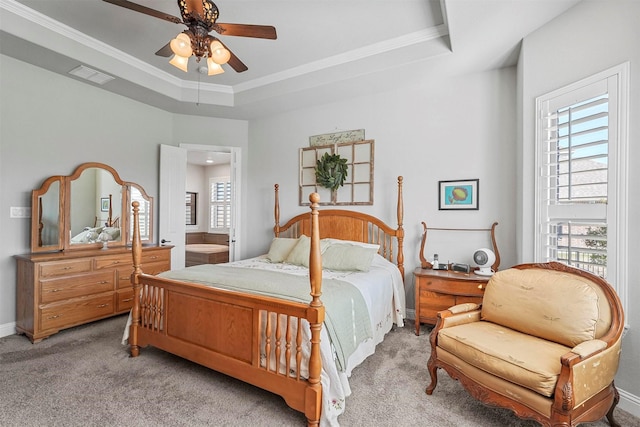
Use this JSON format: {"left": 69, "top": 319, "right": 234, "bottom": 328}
{"left": 155, "top": 42, "right": 173, "bottom": 57}
{"left": 217, "top": 40, "right": 248, "bottom": 73}
{"left": 213, "top": 23, "right": 277, "bottom": 40}
{"left": 102, "top": 0, "right": 182, "bottom": 25}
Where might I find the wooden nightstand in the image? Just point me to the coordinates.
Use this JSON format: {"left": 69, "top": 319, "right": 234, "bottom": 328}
{"left": 413, "top": 268, "right": 489, "bottom": 335}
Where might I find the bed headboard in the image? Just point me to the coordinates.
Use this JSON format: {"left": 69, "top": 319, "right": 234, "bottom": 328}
{"left": 273, "top": 176, "right": 405, "bottom": 279}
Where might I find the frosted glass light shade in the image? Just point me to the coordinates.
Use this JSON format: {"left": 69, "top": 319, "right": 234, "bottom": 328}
{"left": 169, "top": 54, "right": 189, "bottom": 72}
{"left": 209, "top": 40, "right": 230, "bottom": 64}
{"left": 207, "top": 58, "right": 225, "bottom": 75}
{"left": 170, "top": 33, "right": 193, "bottom": 57}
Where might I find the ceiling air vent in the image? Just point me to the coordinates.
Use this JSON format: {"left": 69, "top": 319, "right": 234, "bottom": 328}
{"left": 68, "top": 65, "right": 115, "bottom": 85}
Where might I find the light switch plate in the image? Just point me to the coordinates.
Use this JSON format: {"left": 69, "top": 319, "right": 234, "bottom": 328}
{"left": 10, "top": 207, "right": 31, "bottom": 218}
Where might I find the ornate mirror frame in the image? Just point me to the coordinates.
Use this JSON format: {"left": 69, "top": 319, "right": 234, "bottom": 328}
{"left": 30, "top": 162, "right": 154, "bottom": 253}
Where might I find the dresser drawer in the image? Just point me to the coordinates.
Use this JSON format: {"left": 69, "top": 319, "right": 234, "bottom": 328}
{"left": 144, "top": 261, "right": 170, "bottom": 276}
{"left": 141, "top": 250, "right": 170, "bottom": 265}
{"left": 40, "top": 271, "right": 114, "bottom": 304}
{"left": 39, "top": 259, "right": 92, "bottom": 278}
{"left": 116, "top": 268, "right": 133, "bottom": 290}
{"left": 94, "top": 254, "right": 131, "bottom": 270}
{"left": 116, "top": 289, "right": 135, "bottom": 312}
{"left": 40, "top": 294, "right": 114, "bottom": 331}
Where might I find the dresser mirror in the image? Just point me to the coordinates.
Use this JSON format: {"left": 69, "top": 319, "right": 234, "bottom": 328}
{"left": 30, "top": 162, "right": 153, "bottom": 252}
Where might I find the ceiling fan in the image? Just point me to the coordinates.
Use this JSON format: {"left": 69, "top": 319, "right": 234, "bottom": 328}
{"left": 103, "top": 0, "right": 277, "bottom": 75}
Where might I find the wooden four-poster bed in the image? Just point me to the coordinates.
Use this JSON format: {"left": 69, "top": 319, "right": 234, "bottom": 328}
{"left": 127, "top": 177, "right": 405, "bottom": 426}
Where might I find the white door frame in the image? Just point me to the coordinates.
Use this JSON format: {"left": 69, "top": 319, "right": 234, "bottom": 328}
{"left": 179, "top": 143, "right": 241, "bottom": 262}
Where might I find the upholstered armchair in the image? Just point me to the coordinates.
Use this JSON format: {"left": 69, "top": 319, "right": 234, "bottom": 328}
{"left": 426, "top": 262, "right": 624, "bottom": 427}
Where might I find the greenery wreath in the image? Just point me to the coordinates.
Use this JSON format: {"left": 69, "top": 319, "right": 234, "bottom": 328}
{"left": 315, "top": 152, "right": 348, "bottom": 191}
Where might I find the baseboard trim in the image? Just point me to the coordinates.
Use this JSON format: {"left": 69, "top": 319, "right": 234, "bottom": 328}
{"left": 0, "top": 321, "right": 16, "bottom": 338}
{"left": 619, "top": 388, "right": 640, "bottom": 418}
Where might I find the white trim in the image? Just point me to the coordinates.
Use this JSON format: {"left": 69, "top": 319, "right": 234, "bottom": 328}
{"left": 619, "top": 388, "right": 640, "bottom": 419}
{"left": 0, "top": 321, "right": 16, "bottom": 338}
{"left": 534, "top": 63, "right": 629, "bottom": 325}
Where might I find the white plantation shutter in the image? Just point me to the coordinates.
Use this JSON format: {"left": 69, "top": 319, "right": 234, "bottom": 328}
{"left": 535, "top": 64, "right": 628, "bottom": 319}
{"left": 209, "top": 177, "right": 231, "bottom": 231}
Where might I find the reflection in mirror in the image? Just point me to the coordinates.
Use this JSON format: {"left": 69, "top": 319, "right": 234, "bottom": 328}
{"left": 69, "top": 167, "right": 123, "bottom": 245}
{"left": 129, "top": 184, "right": 152, "bottom": 243}
{"left": 35, "top": 179, "right": 62, "bottom": 249}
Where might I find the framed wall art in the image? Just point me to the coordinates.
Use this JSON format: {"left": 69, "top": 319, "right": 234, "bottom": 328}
{"left": 439, "top": 179, "right": 479, "bottom": 210}
{"left": 100, "top": 197, "right": 110, "bottom": 212}
{"left": 299, "top": 140, "right": 374, "bottom": 206}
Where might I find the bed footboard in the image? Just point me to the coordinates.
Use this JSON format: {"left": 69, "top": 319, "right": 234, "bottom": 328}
{"left": 129, "top": 275, "right": 323, "bottom": 422}
{"left": 129, "top": 194, "right": 325, "bottom": 426}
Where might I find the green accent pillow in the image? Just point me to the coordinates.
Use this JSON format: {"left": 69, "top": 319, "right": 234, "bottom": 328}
{"left": 321, "top": 243, "right": 378, "bottom": 271}
{"left": 266, "top": 237, "right": 299, "bottom": 263}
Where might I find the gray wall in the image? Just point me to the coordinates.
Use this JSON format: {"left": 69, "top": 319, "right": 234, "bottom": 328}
{"left": 0, "top": 54, "right": 248, "bottom": 332}
{"left": 518, "top": 0, "right": 640, "bottom": 411}
{"left": 245, "top": 68, "right": 519, "bottom": 313}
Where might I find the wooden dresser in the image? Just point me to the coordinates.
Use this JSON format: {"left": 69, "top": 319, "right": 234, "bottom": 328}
{"left": 15, "top": 245, "right": 171, "bottom": 343}
{"left": 413, "top": 268, "right": 489, "bottom": 335}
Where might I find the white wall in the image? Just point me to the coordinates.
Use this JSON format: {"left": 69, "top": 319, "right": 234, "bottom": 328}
{"left": 246, "top": 68, "right": 518, "bottom": 310}
{"left": 0, "top": 54, "right": 248, "bottom": 332}
{"left": 518, "top": 0, "right": 640, "bottom": 414}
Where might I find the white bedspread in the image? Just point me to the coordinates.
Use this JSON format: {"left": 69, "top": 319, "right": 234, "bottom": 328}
{"left": 123, "top": 254, "right": 405, "bottom": 426}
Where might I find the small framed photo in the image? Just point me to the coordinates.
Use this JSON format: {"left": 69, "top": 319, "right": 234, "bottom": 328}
{"left": 101, "top": 197, "right": 110, "bottom": 212}
{"left": 439, "top": 179, "right": 479, "bottom": 210}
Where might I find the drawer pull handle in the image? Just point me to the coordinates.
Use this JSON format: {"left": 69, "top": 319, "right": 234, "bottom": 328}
{"left": 48, "top": 315, "right": 61, "bottom": 319}
{"left": 478, "top": 284, "right": 483, "bottom": 289}
{"left": 122, "top": 298, "right": 133, "bottom": 302}
{"left": 97, "top": 304, "right": 109, "bottom": 308}
{"left": 63, "top": 266, "right": 72, "bottom": 270}
{"left": 50, "top": 289, "right": 61, "bottom": 293}
{"left": 113, "top": 261, "right": 120, "bottom": 264}
{"left": 150, "top": 256, "right": 158, "bottom": 259}
{"left": 99, "top": 281, "right": 108, "bottom": 284}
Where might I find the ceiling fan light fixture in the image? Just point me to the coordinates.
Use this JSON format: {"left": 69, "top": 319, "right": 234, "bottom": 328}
{"left": 206, "top": 58, "right": 225, "bottom": 75}
{"left": 170, "top": 33, "right": 193, "bottom": 57}
{"left": 169, "top": 54, "right": 190, "bottom": 72}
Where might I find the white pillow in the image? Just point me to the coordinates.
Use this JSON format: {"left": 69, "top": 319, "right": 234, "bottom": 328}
{"left": 284, "top": 235, "right": 333, "bottom": 267}
{"left": 321, "top": 237, "right": 380, "bottom": 251}
{"left": 321, "top": 242, "right": 378, "bottom": 271}
{"left": 266, "top": 237, "right": 299, "bottom": 263}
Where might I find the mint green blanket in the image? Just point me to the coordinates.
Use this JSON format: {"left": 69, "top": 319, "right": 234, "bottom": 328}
{"left": 159, "top": 264, "right": 372, "bottom": 371}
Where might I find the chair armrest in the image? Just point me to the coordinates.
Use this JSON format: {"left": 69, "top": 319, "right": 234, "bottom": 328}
{"left": 448, "top": 302, "right": 481, "bottom": 314}
{"left": 555, "top": 336, "right": 622, "bottom": 410}
{"left": 570, "top": 339, "right": 607, "bottom": 358}
{"left": 439, "top": 308, "right": 481, "bottom": 329}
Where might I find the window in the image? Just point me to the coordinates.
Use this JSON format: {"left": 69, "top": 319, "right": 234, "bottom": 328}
{"left": 535, "top": 64, "right": 628, "bottom": 316}
{"left": 209, "top": 177, "right": 231, "bottom": 231}
{"left": 185, "top": 192, "right": 197, "bottom": 225}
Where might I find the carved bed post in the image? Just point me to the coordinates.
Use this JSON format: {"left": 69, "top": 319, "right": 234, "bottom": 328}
{"left": 396, "top": 176, "right": 405, "bottom": 278}
{"left": 129, "top": 201, "right": 142, "bottom": 357}
{"left": 306, "top": 192, "right": 324, "bottom": 426}
{"left": 273, "top": 184, "right": 280, "bottom": 237}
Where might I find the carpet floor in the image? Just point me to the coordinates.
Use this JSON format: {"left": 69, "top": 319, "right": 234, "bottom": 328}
{"left": 0, "top": 315, "right": 637, "bottom": 427}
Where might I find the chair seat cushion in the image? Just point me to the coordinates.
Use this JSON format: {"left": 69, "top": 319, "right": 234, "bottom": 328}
{"left": 438, "top": 321, "right": 571, "bottom": 397}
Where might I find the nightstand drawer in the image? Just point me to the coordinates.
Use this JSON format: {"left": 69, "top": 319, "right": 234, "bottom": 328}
{"left": 419, "top": 277, "right": 485, "bottom": 296}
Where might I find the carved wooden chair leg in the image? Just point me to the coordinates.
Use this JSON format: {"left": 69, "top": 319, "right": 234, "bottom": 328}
{"left": 606, "top": 384, "right": 621, "bottom": 427}
{"left": 425, "top": 359, "right": 438, "bottom": 395}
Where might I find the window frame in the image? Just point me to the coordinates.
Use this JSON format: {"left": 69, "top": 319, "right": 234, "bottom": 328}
{"left": 209, "top": 176, "right": 231, "bottom": 232}
{"left": 534, "top": 63, "right": 629, "bottom": 320}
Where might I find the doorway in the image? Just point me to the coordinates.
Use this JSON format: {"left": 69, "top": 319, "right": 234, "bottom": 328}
{"left": 159, "top": 143, "right": 241, "bottom": 269}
